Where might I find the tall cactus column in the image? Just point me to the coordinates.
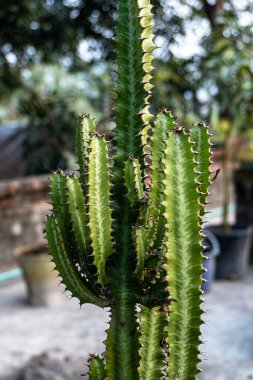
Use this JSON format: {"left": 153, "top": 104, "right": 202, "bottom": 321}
{"left": 106, "top": 0, "right": 155, "bottom": 378}
{"left": 46, "top": 0, "right": 212, "bottom": 379}
{"left": 163, "top": 128, "right": 204, "bottom": 379}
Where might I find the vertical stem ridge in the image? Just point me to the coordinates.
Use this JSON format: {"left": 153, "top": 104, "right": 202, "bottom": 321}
{"left": 106, "top": 201, "right": 139, "bottom": 380}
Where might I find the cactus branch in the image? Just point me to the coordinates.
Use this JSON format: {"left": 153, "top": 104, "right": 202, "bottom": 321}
{"left": 67, "top": 176, "right": 89, "bottom": 261}
{"left": 88, "top": 355, "right": 106, "bottom": 380}
{"left": 190, "top": 122, "right": 212, "bottom": 217}
{"left": 162, "top": 127, "right": 204, "bottom": 379}
{"left": 114, "top": 0, "right": 154, "bottom": 179}
{"left": 50, "top": 171, "right": 80, "bottom": 264}
{"left": 76, "top": 115, "right": 96, "bottom": 190}
{"left": 134, "top": 226, "right": 148, "bottom": 277}
{"left": 88, "top": 134, "right": 113, "bottom": 285}
{"left": 106, "top": 299, "right": 139, "bottom": 380}
{"left": 45, "top": 1, "right": 212, "bottom": 379}
{"left": 124, "top": 158, "right": 145, "bottom": 208}
{"left": 104, "top": 2, "right": 156, "bottom": 377}
{"left": 138, "top": 306, "right": 167, "bottom": 380}
{"left": 147, "top": 111, "right": 175, "bottom": 248}
{"left": 106, "top": 197, "right": 140, "bottom": 379}
{"left": 46, "top": 215, "right": 107, "bottom": 307}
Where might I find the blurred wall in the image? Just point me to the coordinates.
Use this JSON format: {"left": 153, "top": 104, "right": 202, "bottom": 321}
{"left": 0, "top": 175, "right": 50, "bottom": 270}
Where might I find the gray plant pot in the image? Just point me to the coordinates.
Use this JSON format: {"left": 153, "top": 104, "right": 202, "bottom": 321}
{"left": 15, "top": 244, "right": 64, "bottom": 307}
{"left": 235, "top": 166, "right": 253, "bottom": 264}
{"left": 208, "top": 224, "right": 253, "bottom": 280}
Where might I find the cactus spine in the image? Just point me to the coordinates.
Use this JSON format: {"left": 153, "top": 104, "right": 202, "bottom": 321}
{"left": 46, "top": 1, "right": 212, "bottom": 379}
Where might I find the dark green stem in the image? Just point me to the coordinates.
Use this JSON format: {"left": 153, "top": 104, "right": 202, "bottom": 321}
{"left": 106, "top": 299, "right": 139, "bottom": 380}
{"left": 106, "top": 200, "right": 139, "bottom": 379}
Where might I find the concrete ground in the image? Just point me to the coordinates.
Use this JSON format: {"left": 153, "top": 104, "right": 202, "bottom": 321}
{"left": 200, "top": 271, "right": 253, "bottom": 380}
{"left": 0, "top": 272, "right": 253, "bottom": 380}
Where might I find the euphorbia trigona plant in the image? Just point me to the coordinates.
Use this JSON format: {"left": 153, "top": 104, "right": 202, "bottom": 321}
{"left": 46, "top": 0, "right": 212, "bottom": 378}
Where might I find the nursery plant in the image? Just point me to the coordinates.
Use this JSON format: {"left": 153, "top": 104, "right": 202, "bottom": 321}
{"left": 203, "top": 31, "right": 253, "bottom": 232}
{"left": 46, "top": 0, "right": 212, "bottom": 379}
{"left": 205, "top": 43, "right": 253, "bottom": 279}
{"left": 207, "top": 119, "right": 253, "bottom": 279}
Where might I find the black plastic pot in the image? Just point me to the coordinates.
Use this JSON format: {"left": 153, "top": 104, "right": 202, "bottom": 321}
{"left": 208, "top": 224, "right": 253, "bottom": 280}
{"left": 202, "top": 230, "right": 220, "bottom": 292}
{"left": 235, "top": 167, "right": 253, "bottom": 264}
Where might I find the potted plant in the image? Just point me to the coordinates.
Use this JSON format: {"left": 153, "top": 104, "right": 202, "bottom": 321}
{"left": 203, "top": 35, "right": 253, "bottom": 279}
{"left": 235, "top": 131, "right": 253, "bottom": 264}
{"left": 45, "top": 1, "right": 212, "bottom": 378}
{"left": 207, "top": 122, "right": 253, "bottom": 278}
{"left": 15, "top": 243, "right": 64, "bottom": 306}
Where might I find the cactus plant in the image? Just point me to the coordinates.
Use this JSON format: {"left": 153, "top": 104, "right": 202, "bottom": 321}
{"left": 45, "top": 0, "right": 212, "bottom": 379}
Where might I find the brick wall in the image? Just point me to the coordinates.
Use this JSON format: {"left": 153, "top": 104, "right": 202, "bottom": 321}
{"left": 0, "top": 153, "right": 228, "bottom": 270}
{"left": 0, "top": 175, "right": 51, "bottom": 270}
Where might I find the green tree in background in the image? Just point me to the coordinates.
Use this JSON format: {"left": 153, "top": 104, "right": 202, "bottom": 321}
{"left": 197, "top": 0, "right": 253, "bottom": 229}
{"left": 18, "top": 64, "right": 111, "bottom": 174}
{"left": 153, "top": 0, "right": 253, "bottom": 124}
{"left": 0, "top": 0, "right": 116, "bottom": 93}
{"left": 0, "top": 0, "right": 252, "bottom": 175}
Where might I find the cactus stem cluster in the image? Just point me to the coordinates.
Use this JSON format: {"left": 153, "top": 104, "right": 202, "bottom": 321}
{"left": 46, "top": 1, "right": 212, "bottom": 379}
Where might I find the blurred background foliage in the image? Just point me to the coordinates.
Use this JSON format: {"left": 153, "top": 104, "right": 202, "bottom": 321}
{"left": 0, "top": 0, "right": 252, "bottom": 175}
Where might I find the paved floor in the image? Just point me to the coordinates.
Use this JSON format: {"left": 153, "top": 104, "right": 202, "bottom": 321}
{"left": 200, "top": 271, "right": 253, "bottom": 380}
{"left": 0, "top": 281, "right": 108, "bottom": 378}
{"left": 0, "top": 271, "right": 253, "bottom": 379}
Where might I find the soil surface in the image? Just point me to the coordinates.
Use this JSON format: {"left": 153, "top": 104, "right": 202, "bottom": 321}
{"left": 0, "top": 271, "right": 253, "bottom": 379}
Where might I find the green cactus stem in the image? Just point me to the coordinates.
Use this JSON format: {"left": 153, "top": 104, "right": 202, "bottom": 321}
{"left": 46, "top": 0, "right": 212, "bottom": 379}
{"left": 138, "top": 306, "right": 167, "bottom": 380}
{"left": 46, "top": 215, "right": 107, "bottom": 307}
{"left": 88, "top": 134, "right": 113, "bottom": 285}
{"left": 104, "top": 1, "right": 156, "bottom": 377}
{"left": 146, "top": 111, "right": 175, "bottom": 249}
{"left": 190, "top": 122, "right": 212, "bottom": 217}
{"left": 76, "top": 115, "right": 96, "bottom": 191}
{"left": 163, "top": 128, "right": 205, "bottom": 379}
{"left": 88, "top": 355, "right": 106, "bottom": 380}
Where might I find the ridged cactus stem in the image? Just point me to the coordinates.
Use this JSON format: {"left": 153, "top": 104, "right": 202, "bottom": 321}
{"left": 88, "top": 355, "right": 106, "bottom": 380}
{"left": 104, "top": 1, "right": 154, "bottom": 377}
{"left": 138, "top": 306, "right": 167, "bottom": 380}
{"left": 114, "top": 0, "right": 154, "bottom": 182}
{"left": 163, "top": 128, "right": 204, "bottom": 379}
{"left": 106, "top": 200, "right": 140, "bottom": 379}
{"left": 46, "top": 1, "right": 212, "bottom": 379}
{"left": 106, "top": 298, "right": 139, "bottom": 379}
